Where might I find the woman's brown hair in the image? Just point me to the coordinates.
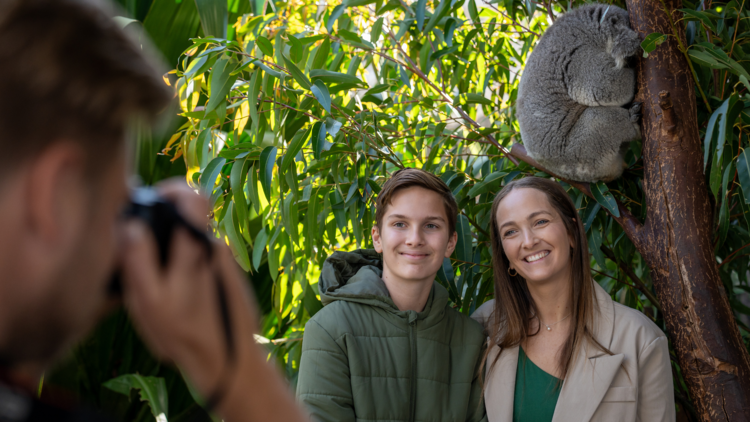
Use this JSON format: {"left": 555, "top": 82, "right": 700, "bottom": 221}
{"left": 484, "top": 176, "right": 608, "bottom": 381}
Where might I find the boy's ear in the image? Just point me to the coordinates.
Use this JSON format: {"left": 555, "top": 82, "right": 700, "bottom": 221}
{"left": 445, "top": 231, "right": 458, "bottom": 258}
{"left": 371, "top": 225, "right": 383, "bottom": 253}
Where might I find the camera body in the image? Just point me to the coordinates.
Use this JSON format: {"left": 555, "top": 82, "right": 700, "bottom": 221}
{"left": 108, "top": 187, "right": 210, "bottom": 295}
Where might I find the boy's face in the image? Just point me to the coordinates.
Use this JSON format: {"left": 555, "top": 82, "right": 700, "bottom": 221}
{"left": 372, "top": 186, "right": 457, "bottom": 287}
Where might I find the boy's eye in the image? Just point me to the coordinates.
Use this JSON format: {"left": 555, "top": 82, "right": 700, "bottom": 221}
{"left": 426, "top": 223, "right": 438, "bottom": 229}
{"left": 394, "top": 222, "right": 406, "bottom": 228}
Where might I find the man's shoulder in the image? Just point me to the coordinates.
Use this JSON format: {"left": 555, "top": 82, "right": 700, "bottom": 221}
{"left": 440, "top": 303, "right": 486, "bottom": 340}
{"left": 305, "top": 300, "right": 380, "bottom": 336}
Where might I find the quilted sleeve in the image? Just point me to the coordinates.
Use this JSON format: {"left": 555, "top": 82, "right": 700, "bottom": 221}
{"left": 296, "top": 318, "right": 355, "bottom": 422}
{"left": 466, "top": 339, "right": 488, "bottom": 422}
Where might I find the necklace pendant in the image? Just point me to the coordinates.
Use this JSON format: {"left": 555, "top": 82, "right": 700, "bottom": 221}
{"left": 546, "top": 326, "right": 551, "bottom": 331}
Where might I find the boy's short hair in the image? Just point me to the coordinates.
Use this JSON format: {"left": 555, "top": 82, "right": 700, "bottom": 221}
{"left": 375, "top": 168, "right": 458, "bottom": 234}
{"left": 0, "top": 0, "right": 171, "bottom": 175}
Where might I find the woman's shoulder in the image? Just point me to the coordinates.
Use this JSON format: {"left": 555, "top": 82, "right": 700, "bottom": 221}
{"left": 610, "top": 301, "right": 667, "bottom": 348}
{"left": 471, "top": 299, "right": 495, "bottom": 330}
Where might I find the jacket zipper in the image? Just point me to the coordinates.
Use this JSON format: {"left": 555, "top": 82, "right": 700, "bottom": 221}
{"left": 408, "top": 317, "right": 417, "bottom": 422}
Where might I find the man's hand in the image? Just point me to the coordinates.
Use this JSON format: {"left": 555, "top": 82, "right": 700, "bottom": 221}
{"left": 120, "top": 179, "right": 308, "bottom": 422}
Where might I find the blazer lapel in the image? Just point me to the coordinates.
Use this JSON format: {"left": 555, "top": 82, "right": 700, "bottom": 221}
{"left": 552, "top": 352, "right": 624, "bottom": 422}
{"left": 551, "top": 283, "right": 620, "bottom": 422}
{"left": 484, "top": 344, "right": 519, "bottom": 422}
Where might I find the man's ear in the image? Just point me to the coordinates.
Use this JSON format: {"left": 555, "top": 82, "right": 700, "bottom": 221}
{"left": 371, "top": 225, "right": 383, "bottom": 253}
{"left": 26, "top": 142, "right": 88, "bottom": 250}
{"left": 445, "top": 231, "right": 458, "bottom": 258}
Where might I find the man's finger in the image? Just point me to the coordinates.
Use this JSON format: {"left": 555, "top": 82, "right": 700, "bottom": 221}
{"left": 121, "top": 220, "right": 161, "bottom": 305}
{"left": 156, "top": 179, "right": 209, "bottom": 229}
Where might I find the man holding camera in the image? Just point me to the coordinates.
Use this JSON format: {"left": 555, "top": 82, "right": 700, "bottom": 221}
{"left": 0, "top": 0, "right": 308, "bottom": 421}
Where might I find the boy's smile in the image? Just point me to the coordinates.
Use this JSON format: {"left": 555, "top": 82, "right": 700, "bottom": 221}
{"left": 372, "top": 186, "right": 457, "bottom": 291}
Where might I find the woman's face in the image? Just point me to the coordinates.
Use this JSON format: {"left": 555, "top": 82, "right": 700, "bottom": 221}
{"left": 495, "top": 188, "right": 574, "bottom": 287}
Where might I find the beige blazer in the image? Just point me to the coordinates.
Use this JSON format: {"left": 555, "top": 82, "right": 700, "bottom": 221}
{"left": 472, "top": 283, "right": 675, "bottom": 422}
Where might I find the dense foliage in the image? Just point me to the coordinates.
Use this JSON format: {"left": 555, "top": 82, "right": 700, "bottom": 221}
{"left": 47, "top": 0, "right": 750, "bottom": 421}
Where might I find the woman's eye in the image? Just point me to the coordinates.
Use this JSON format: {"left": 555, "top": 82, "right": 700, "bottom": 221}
{"left": 504, "top": 229, "right": 516, "bottom": 237}
{"left": 535, "top": 219, "right": 549, "bottom": 226}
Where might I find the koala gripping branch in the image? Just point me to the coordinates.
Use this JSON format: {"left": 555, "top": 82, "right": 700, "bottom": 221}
{"left": 625, "top": 0, "right": 750, "bottom": 420}
{"left": 509, "top": 144, "right": 645, "bottom": 249}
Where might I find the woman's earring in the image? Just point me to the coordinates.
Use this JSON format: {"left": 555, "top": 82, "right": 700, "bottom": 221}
{"left": 508, "top": 267, "right": 518, "bottom": 277}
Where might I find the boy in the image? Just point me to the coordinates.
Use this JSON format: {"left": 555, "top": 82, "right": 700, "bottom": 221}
{"left": 297, "top": 168, "right": 487, "bottom": 422}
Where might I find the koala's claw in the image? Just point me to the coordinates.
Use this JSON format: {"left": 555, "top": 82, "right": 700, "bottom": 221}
{"left": 629, "top": 102, "right": 642, "bottom": 122}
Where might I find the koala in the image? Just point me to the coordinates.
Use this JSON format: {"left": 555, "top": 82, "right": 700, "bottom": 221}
{"left": 516, "top": 3, "right": 642, "bottom": 183}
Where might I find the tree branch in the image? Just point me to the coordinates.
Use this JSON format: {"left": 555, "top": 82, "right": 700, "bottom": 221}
{"left": 510, "top": 143, "right": 645, "bottom": 249}
{"left": 600, "top": 244, "right": 662, "bottom": 312}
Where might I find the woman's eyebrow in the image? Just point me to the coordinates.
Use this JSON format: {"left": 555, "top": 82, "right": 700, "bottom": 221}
{"left": 527, "top": 210, "right": 552, "bottom": 220}
{"left": 498, "top": 210, "right": 553, "bottom": 231}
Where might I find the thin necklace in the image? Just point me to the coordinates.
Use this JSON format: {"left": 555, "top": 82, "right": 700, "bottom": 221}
{"left": 538, "top": 313, "right": 571, "bottom": 331}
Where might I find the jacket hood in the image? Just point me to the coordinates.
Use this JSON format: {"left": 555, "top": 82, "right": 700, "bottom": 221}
{"left": 318, "top": 249, "right": 450, "bottom": 319}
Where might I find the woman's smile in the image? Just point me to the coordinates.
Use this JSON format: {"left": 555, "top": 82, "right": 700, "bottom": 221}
{"left": 523, "top": 250, "right": 550, "bottom": 263}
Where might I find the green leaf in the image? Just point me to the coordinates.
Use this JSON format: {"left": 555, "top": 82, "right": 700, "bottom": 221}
{"left": 283, "top": 56, "right": 312, "bottom": 90}
{"left": 467, "top": 171, "right": 507, "bottom": 197}
{"left": 431, "top": 46, "right": 458, "bottom": 61}
{"left": 640, "top": 32, "right": 667, "bottom": 57}
{"left": 444, "top": 18, "right": 457, "bottom": 47}
{"left": 416, "top": 0, "right": 427, "bottom": 31}
{"left": 364, "top": 84, "right": 390, "bottom": 96}
{"left": 282, "top": 192, "right": 300, "bottom": 246}
{"left": 590, "top": 181, "right": 620, "bottom": 218}
{"left": 313, "top": 121, "right": 328, "bottom": 159}
{"left": 464, "top": 93, "right": 492, "bottom": 106}
{"left": 689, "top": 49, "right": 727, "bottom": 69}
{"left": 737, "top": 149, "right": 750, "bottom": 203}
{"left": 424, "top": 0, "right": 449, "bottom": 34}
{"left": 587, "top": 225, "right": 607, "bottom": 270}
{"left": 200, "top": 157, "right": 226, "bottom": 196}
{"left": 455, "top": 214, "right": 473, "bottom": 266}
{"left": 310, "top": 69, "right": 366, "bottom": 86}
{"left": 371, "top": 17, "right": 384, "bottom": 43}
{"left": 231, "top": 157, "right": 249, "bottom": 235}
{"left": 679, "top": 9, "right": 718, "bottom": 34}
{"left": 282, "top": 126, "right": 311, "bottom": 173}
{"left": 256, "top": 36, "right": 274, "bottom": 56}
{"left": 468, "top": 0, "right": 479, "bottom": 24}
{"left": 259, "top": 146, "right": 277, "bottom": 201}
{"left": 247, "top": 162, "right": 261, "bottom": 213}
{"left": 205, "top": 57, "right": 239, "bottom": 114}
{"left": 194, "top": 0, "right": 227, "bottom": 38}
{"left": 224, "top": 201, "right": 251, "bottom": 271}
{"left": 311, "top": 80, "right": 332, "bottom": 113}
{"left": 704, "top": 94, "right": 742, "bottom": 173}
{"left": 326, "top": 4, "right": 345, "bottom": 33}
{"left": 103, "top": 375, "right": 168, "bottom": 421}
{"left": 252, "top": 226, "right": 268, "bottom": 271}
{"left": 312, "top": 38, "right": 330, "bottom": 70}
{"left": 306, "top": 187, "right": 321, "bottom": 256}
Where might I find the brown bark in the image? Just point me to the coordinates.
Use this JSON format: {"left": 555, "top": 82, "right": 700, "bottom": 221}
{"left": 510, "top": 0, "right": 750, "bottom": 418}
{"left": 626, "top": 0, "right": 750, "bottom": 420}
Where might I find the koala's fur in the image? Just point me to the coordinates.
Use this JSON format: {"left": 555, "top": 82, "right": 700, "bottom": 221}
{"left": 516, "top": 4, "right": 641, "bottom": 183}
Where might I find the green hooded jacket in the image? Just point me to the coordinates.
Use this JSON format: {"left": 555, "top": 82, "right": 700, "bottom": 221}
{"left": 296, "top": 249, "right": 487, "bottom": 422}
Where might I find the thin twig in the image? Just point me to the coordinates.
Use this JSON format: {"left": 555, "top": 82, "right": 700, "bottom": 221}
{"left": 600, "top": 244, "right": 662, "bottom": 312}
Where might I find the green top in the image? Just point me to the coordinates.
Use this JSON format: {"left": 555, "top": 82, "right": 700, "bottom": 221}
{"left": 513, "top": 346, "right": 562, "bottom": 422}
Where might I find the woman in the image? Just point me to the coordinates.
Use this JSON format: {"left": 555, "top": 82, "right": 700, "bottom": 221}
{"left": 472, "top": 177, "right": 674, "bottom": 422}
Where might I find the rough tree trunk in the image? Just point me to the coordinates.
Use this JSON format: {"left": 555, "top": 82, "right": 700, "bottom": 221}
{"left": 509, "top": 0, "right": 750, "bottom": 419}
{"left": 624, "top": 0, "right": 750, "bottom": 420}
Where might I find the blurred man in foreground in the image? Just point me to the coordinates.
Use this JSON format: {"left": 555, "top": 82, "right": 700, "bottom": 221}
{"left": 0, "top": 0, "right": 308, "bottom": 421}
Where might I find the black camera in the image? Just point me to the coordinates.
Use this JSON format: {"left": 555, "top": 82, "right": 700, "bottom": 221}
{"left": 108, "top": 187, "right": 212, "bottom": 296}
